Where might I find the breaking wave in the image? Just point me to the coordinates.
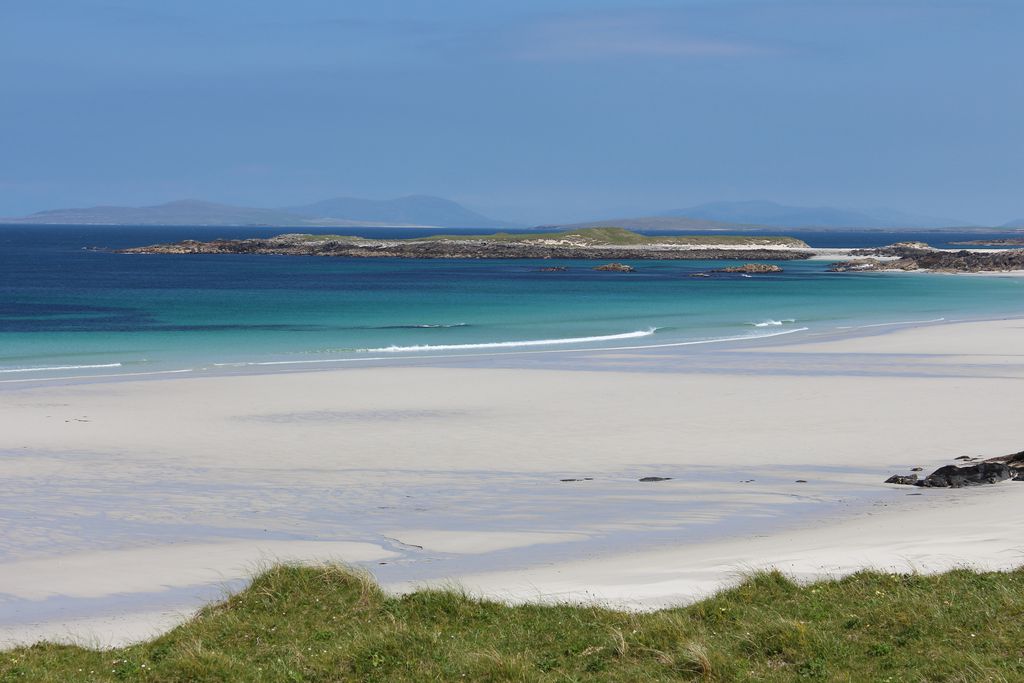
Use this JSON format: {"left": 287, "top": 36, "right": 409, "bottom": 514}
{"left": 0, "top": 362, "right": 123, "bottom": 374}
{"left": 361, "top": 328, "right": 659, "bottom": 353}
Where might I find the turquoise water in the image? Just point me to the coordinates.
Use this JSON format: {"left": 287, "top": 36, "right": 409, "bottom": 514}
{"left": 2, "top": 226, "right": 1023, "bottom": 380}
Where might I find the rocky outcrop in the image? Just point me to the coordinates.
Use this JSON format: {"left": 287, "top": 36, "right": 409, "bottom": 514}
{"left": 885, "top": 450, "right": 1024, "bottom": 487}
{"left": 712, "top": 263, "right": 784, "bottom": 274}
{"left": 884, "top": 474, "right": 919, "bottom": 486}
{"left": 849, "top": 242, "right": 934, "bottom": 257}
{"left": 593, "top": 263, "right": 635, "bottom": 272}
{"left": 918, "top": 463, "right": 1012, "bottom": 488}
{"left": 833, "top": 243, "right": 1024, "bottom": 273}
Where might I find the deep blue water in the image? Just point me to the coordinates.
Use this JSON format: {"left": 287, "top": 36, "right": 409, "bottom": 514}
{"left": 2, "top": 225, "right": 1023, "bottom": 380}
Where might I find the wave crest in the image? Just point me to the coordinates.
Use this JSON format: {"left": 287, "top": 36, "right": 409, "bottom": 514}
{"left": 0, "top": 362, "right": 123, "bottom": 374}
{"left": 361, "top": 328, "right": 659, "bottom": 353}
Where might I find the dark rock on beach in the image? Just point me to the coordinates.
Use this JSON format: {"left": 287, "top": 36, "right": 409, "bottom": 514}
{"left": 885, "top": 474, "right": 919, "bottom": 485}
{"left": 918, "top": 462, "right": 1012, "bottom": 488}
{"left": 884, "top": 448, "right": 1024, "bottom": 488}
{"left": 980, "top": 450, "right": 1024, "bottom": 469}
{"left": 639, "top": 476, "right": 672, "bottom": 482}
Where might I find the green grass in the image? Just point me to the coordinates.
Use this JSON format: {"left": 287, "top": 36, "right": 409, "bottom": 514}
{"left": 5, "top": 566, "right": 1024, "bottom": 682}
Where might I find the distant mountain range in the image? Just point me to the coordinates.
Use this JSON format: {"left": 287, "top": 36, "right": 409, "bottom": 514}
{"left": 555, "top": 201, "right": 978, "bottom": 231}
{"left": 1, "top": 196, "right": 512, "bottom": 229}
{"left": 3, "top": 196, "right": 1013, "bottom": 231}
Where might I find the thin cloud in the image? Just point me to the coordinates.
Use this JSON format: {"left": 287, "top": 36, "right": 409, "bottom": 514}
{"left": 504, "top": 13, "right": 768, "bottom": 62}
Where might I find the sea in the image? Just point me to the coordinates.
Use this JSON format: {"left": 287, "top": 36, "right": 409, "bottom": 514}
{"left": 2, "top": 224, "right": 1023, "bottom": 382}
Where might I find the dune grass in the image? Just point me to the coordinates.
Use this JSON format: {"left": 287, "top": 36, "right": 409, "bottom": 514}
{"left": 4, "top": 565, "right": 1024, "bottom": 682}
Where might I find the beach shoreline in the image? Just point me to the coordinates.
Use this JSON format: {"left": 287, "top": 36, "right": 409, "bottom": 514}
{"left": 1, "top": 309, "right": 1020, "bottom": 390}
{"left": 2, "top": 316, "right": 1023, "bottom": 648}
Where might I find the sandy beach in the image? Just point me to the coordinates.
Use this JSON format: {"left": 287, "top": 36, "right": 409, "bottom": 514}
{"left": 2, "top": 317, "right": 1023, "bottom": 648}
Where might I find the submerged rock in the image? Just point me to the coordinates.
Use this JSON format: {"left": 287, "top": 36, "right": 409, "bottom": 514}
{"left": 593, "top": 263, "right": 635, "bottom": 272}
{"left": 537, "top": 266, "right": 568, "bottom": 272}
{"left": 638, "top": 476, "right": 672, "bottom": 482}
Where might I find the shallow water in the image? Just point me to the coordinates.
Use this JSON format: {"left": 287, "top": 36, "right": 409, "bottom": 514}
{"left": 2, "top": 225, "right": 1023, "bottom": 381}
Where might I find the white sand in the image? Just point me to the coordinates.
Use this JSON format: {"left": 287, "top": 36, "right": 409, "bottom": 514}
{"left": 1, "top": 317, "right": 1023, "bottom": 647}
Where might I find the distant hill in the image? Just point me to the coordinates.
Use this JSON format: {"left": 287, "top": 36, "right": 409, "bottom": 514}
{"left": 665, "top": 200, "right": 972, "bottom": 229}
{"left": 3, "top": 200, "right": 324, "bottom": 227}
{"left": 1003, "top": 218, "right": 1024, "bottom": 229}
{"left": 1, "top": 196, "right": 511, "bottom": 228}
{"left": 284, "top": 195, "right": 512, "bottom": 229}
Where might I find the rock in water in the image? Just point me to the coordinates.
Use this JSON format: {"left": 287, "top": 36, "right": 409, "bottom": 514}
{"left": 712, "top": 263, "right": 784, "bottom": 274}
{"left": 919, "top": 462, "right": 1012, "bottom": 488}
{"left": 593, "top": 263, "right": 635, "bottom": 272}
{"left": 639, "top": 476, "right": 672, "bottom": 482}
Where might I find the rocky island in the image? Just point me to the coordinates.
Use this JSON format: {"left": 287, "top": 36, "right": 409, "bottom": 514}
{"left": 830, "top": 242, "right": 1024, "bottom": 273}
{"left": 950, "top": 238, "right": 1024, "bottom": 247}
{"left": 117, "top": 227, "right": 812, "bottom": 261}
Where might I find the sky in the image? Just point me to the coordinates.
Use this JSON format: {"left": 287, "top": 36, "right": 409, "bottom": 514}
{"left": 1, "top": 0, "right": 1021, "bottom": 225}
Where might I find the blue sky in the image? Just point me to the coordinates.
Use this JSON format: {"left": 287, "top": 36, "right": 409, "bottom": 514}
{"left": 1, "top": 0, "right": 1021, "bottom": 224}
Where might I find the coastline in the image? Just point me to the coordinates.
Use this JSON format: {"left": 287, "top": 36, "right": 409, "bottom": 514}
{"left": 2, "top": 316, "right": 1023, "bottom": 648}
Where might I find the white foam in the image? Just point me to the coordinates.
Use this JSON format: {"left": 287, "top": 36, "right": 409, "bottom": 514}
{"left": 0, "top": 368, "right": 192, "bottom": 384}
{"left": 0, "top": 363, "right": 122, "bottom": 374}
{"left": 749, "top": 319, "right": 796, "bottom": 328}
{"left": 836, "top": 317, "right": 945, "bottom": 330}
{"left": 361, "top": 328, "right": 660, "bottom": 353}
{"left": 211, "top": 326, "right": 810, "bottom": 369}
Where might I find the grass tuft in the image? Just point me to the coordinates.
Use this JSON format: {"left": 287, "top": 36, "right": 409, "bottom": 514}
{"left": 4, "top": 564, "right": 1024, "bottom": 681}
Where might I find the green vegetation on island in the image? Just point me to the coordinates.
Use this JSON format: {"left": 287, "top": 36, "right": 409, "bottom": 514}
{"left": 119, "top": 227, "right": 812, "bottom": 261}
{"left": 280, "top": 227, "right": 808, "bottom": 247}
{"left": 417, "top": 227, "right": 809, "bottom": 247}
{"left": 6, "top": 565, "right": 1024, "bottom": 682}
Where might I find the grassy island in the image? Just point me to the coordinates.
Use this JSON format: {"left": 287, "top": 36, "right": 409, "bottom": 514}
{"left": 118, "top": 227, "right": 812, "bottom": 261}
{"left": 5, "top": 565, "right": 1024, "bottom": 682}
